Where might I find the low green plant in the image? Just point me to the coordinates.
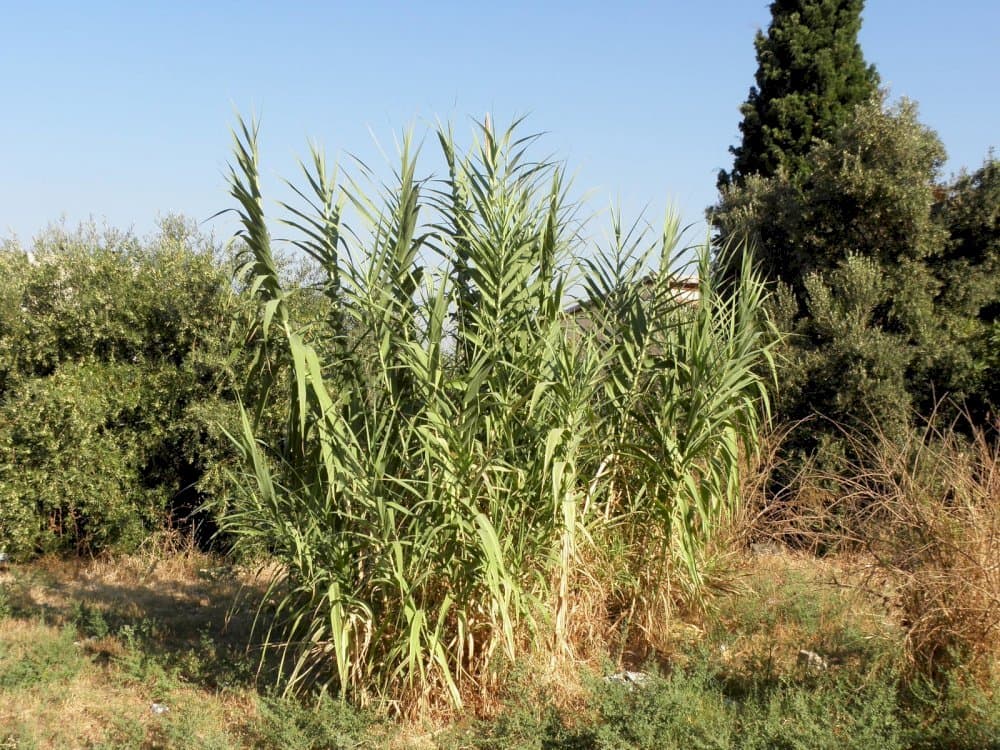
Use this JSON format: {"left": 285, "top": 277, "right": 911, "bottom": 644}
{"left": 709, "top": 564, "right": 894, "bottom": 676}
{"left": 92, "top": 717, "right": 147, "bottom": 750}
{"left": 461, "top": 660, "right": 910, "bottom": 749}
{"left": 591, "top": 665, "right": 735, "bottom": 749}
{"left": 904, "top": 672, "right": 1000, "bottom": 749}
{"left": 249, "top": 692, "right": 376, "bottom": 750}
{"left": 739, "top": 672, "right": 904, "bottom": 750}
{"left": 0, "top": 624, "right": 84, "bottom": 691}
{"left": 146, "top": 707, "right": 238, "bottom": 750}
{"left": 113, "top": 618, "right": 180, "bottom": 695}
{"left": 70, "top": 600, "right": 111, "bottom": 640}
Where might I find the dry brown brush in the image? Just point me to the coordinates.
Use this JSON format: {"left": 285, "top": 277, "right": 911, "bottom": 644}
{"left": 743, "top": 417, "right": 1000, "bottom": 680}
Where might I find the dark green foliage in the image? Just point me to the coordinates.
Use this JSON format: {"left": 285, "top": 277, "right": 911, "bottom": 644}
{"left": 715, "top": 96, "right": 946, "bottom": 303}
{"left": 249, "top": 693, "right": 376, "bottom": 750}
{"left": 0, "top": 218, "right": 247, "bottom": 558}
{"left": 774, "top": 255, "right": 915, "bottom": 461}
{"left": 934, "top": 157, "right": 1000, "bottom": 316}
{"left": 70, "top": 600, "right": 111, "bottom": 640}
{"left": 714, "top": 0, "right": 1000, "bottom": 450}
{"left": 716, "top": 97, "right": 951, "bottom": 463}
{"left": 721, "top": 0, "right": 878, "bottom": 188}
{"left": 927, "top": 157, "right": 1000, "bottom": 420}
{"left": 725, "top": 107, "right": 1000, "bottom": 464}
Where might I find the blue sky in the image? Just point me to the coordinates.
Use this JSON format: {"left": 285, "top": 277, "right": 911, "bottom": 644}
{"left": 2, "top": 1, "right": 998, "bottom": 246}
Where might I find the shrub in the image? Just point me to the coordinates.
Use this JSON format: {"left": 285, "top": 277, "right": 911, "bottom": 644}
{"left": 739, "top": 672, "right": 904, "bottom": 750}
{"left": 249, "top": 693, "right": 375, "bottom": 750}
{"left": 0, "top": 218, "right": 248, "bottom": 557}
{"left": 592, "top": 665, "right": 735, "bottom": 749}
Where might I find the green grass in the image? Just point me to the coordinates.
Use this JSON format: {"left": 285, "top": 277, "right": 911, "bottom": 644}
{"left": 0, "top": 623, "right": 85, "bottom": 690}
{"left": 437, "top": 649, "right": 997, "bottom": 750}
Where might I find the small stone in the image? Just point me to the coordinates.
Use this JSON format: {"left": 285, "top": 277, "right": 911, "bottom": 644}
{"left": 605, "top": 670, "right": 649, "bottom": 688}
{"left": 797, "top": 649, "right": 829, "bottom": 671}
{"left": 150, "top": 703, "right": 170, "bottom": 715}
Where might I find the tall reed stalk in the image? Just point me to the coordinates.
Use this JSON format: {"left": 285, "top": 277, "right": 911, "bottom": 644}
{"left": 220, "top": 116, "right": 776, "bottom": 711}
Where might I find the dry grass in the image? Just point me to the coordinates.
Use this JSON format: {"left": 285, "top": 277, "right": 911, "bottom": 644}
{"left": 702, "top": 547, "right": 900, "bottom": 677}
{"left": 0, "top": 635, "right": 250, "bottom": 748}
{"left": 0, "top": 544, "right": 270, "bottom": 749}
{"left": 841, "top": 423, "right": 1000, "bottom": 679}
{"left": 4, "top": 542, "right": 259, "bottom": 644}
{"left": 2, "top": 540, "right": 976, "bottom": 748}
{"left": 737, "top": 417, "right": 1000, "bottom": 682}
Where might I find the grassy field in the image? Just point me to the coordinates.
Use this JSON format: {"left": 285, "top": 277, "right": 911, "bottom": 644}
{"left": 2, "top": 540, "right": 997, "bottom": 749}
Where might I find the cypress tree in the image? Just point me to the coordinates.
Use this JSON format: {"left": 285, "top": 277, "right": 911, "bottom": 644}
{"left": 720, "top": 0, "right": 879, "bottom": 189}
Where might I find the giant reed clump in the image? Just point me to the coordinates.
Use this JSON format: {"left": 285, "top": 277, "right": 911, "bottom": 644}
{"left": 220, "top": 117, "right": 776, "bottom": 711}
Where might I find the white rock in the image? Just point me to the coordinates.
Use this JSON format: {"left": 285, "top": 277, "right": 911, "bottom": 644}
{"left": 797, "top": 649, "right": 829, "bottom": 671}
{"left": 605, "top": 670, "right": 649, "bottom": 688}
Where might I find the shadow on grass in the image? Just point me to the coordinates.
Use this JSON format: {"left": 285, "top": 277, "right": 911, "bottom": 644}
{"left": 0, "top": 556, "right": 287, "bottom": 693}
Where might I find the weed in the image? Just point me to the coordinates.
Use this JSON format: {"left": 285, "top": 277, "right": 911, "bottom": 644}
{"left": 739, "top": 672, "right": 904, "bottom": 750}
{"left": 590, "top": 664, "right": 735, "bottom": 749}
{"left": 147, "top": 708, "right": 239, "bottom": 750}
{"left": 737, "top": 411, "right": 1000, "bottom": 682}
{"left": 91, "top": 716, "right": 146, "bottom": 750}
{"left": 903, "top": 672, "right": 1000, "bottom": 749}
{"left": 0, "top": 624, "right": 84, "bottom": 690}
{"left": 248, "top": 692, "right": 376, "bottom": 749}
{"left": 69, "top": 600, "right": 111, "bottom": 639}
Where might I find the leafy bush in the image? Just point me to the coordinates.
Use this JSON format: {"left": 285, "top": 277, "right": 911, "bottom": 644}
{"left": 717, "top": 95, "right": 1000, "bottom": 470}
{"left": 0, "top": 218, "right": 248, "bottom": 557}
{"left": 715, "top": 95, "right": 955, "bottom": 471}
{"left": 929, "top": 157, "right": 1000, "bottom": 424}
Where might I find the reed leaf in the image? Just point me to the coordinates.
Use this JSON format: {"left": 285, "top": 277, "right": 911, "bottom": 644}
{"left": 219, "top": 115, "right": 777, "bottom": 711}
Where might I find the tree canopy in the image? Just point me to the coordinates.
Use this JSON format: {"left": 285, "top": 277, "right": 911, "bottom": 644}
{"left": 720, "top": 0, "right": 879, "bottom": 190}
